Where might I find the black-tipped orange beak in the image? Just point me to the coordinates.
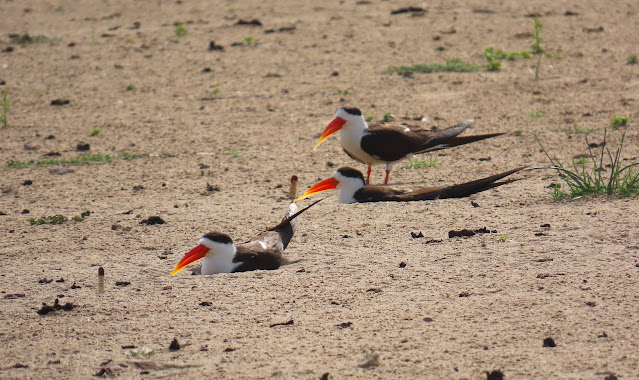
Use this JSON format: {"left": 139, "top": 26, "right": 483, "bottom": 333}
{"left": 170, "top": 244, "right": 209, "bottom": 276}
{"left": 294, "top": 177, "right": 339, "bottom": 202}
{"left": 313, "top": 117, "right": 346, "bottom": 150}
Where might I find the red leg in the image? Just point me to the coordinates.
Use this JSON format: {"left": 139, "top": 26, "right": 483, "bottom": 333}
{"left": 384, "top": 163, "right": 391, "bottom": 184}
{"left": 366, "top": 165, "right": 371, "bottom": 185}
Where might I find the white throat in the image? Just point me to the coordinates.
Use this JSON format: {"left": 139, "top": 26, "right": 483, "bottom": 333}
{"left": 334, "top": 172, "right": 365, "bottom": 204}
{"left": 200, "top": 239, "right": 241, "bottom": 274}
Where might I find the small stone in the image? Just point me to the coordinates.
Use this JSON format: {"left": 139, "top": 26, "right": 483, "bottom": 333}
{"left": 358, "top": 352, "right": 380, "bottom": 368}
{"left": 486, "top": 370, "right": 504, "bottom": 380}
{"left": 76, "top": 143, "right": 90, "bottom": 151}
{"left": 50, "top": 99, "right": 70, "bottom": 106}
{"left": 169, "top": 338, "right": 180, "bottom": 351}
{"left": 140, "top": 216, "right": 165, "bottom": 225}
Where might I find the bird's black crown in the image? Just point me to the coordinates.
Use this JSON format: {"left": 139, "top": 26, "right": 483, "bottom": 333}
{"left": 337, "top": 167, "right": 365, "bottom": 181}
{"left": 342, "top": 107, "right": 362, "bottom": 116}
{"left": 202, "top": 232, "right": 233, "bottom": 244}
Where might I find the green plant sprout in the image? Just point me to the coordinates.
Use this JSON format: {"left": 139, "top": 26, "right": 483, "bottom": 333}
{"left": 383, "top": 113, "right": 395, "bottom": 122}
{"left": 244, "top": 35, "right": 255, "bottom": 45}
{"left": 531, "top": 16, "right": 544, "bottom": 81}
{"left": 0, "top": 89, "right": 9, "bottom": 127}
{"left": 487, "top": 60, "right": 501, "bottom": 71}
{"left": 626, "top": 55, "right": 637, "bottom": 64}
{"left": 174, "top": 23, "right": 188, "bottom": 38}
{"left": 611, "top": 116, "right": 629, "bottom": 128}
{"left": 404, "top": 154, "right": 439, "bottom": 169}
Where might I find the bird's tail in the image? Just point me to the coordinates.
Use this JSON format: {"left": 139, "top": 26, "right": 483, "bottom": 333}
{"left": 268, "top": 198, "right": 323, "bottom": 249}
{"left": 437, "top": 166, "right": 528, "bottom": 199}
{"left": 416, "top": 120, "right": 505, "bottom": 153}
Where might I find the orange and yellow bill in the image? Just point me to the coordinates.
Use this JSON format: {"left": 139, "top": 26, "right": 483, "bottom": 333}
{"left": 170, "top": 244, "right": 209, "bottom": 276}
{"left": 312, "top": 117, "right": 346, "bottom": 150}
{"left": 294, "top": 177, "right": 339, "bottom": 202}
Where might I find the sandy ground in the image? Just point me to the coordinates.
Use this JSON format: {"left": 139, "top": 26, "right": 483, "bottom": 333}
{"left": 1, "top": 0, "right": 638, "bottom": 378}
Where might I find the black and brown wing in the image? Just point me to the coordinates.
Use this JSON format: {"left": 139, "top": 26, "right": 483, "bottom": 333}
{"left": 232, "top": 232, "right": 283, "bottom": 272}
{"left": 353, "top": 167, "right": 526, "bottom": 202}
{"left": 353, "top": 186, "right": 411, "bottom": 202}
{"left": 361, "top": 124, "right": 436, "bottom": 162}
{"left": 231, "top": 199, "right": 324, "bottom": 272}
{"left": 414, "top": 120, "right": 504, "bottom": 154}
{"left": 398, "top": 166, "right": 527, "bottom": 201}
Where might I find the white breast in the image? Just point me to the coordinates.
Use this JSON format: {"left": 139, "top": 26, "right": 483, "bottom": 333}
{"left": 339, "top": 128, "right": 385, "bottom": 165}
{"left": 200, "top": 241, "right": 242, "bottom": 274}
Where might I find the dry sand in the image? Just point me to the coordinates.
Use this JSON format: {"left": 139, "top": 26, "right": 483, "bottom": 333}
{"left": 1, "top": 0, "right": 638, "bottom": 378}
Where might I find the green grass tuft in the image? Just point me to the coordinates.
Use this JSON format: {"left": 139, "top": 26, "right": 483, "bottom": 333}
{"left": 29, "top": 215, "right": 67, "bottom": 225}
{"left": 529, "top": 111, "right": 545, "bottom": 118}
{"left": 550, "top": 127, "right": 598, "bottom": 135}
{"left": 535, "top": 129, "right": 639, "bottom": 199}
{"left": 627, "top": 55, "right": 637, "bottom": 65}
{"left": 388, "top": 58, "right": 480, "bottom": 75}
{"left": 404, "top": 154, "right": 439, "bottom": 169}
{"left": 1, "top": 33, "right": 51, "bottom": 45}
{"left": 611, "top": 116, "right": 629, "bottom": 128}
{"left": 486, "top": 60, "right": 501, "bottom": 71}
{"left": 484, "top": 47, "right": 532, "bottom": 62}
{"left": 174, "top": 23, "right": 188, "bottom": 37}
{"left": 8, "top": 152, "right": 148, "bottom": 168}
{"left": 119, "top": 152, "right": 148, "bottom": 161}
